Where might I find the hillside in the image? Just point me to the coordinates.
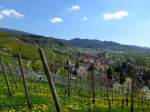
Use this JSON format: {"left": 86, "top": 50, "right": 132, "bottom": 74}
{"left": 69, "top": 38, "right": 150, "bottom": 52}
{"left": 1, "top": 29, "right": 150, "bottom": 112}
{"left": 0, "top": 28, "right": 68, "bottom": 46}
{"left": 0, "top": 28, "right": 150, "bottom": 53}
{"left": 0, "top": 30, "right": 71, "bottom": 65}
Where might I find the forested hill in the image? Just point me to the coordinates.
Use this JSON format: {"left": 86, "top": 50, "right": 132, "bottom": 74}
{"left": 69, "top": 38, "right": 150, "bottom": 52}
{"left": 0, "top": 28, "right": 150, "bottom": 52}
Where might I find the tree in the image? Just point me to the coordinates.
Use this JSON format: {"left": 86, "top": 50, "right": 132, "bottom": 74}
{"left": 107, "top": 66, "right": 114, "bottom": 80}
{"left": 74, "top": 60, "right": 79, "bottom": 75}
{"left": 32, "top": 59, "right": 43, "bottom": 72}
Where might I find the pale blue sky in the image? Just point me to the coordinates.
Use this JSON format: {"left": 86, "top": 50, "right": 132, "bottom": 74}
{"left": 0, "top": 0, "right": 150, "bottom": 47}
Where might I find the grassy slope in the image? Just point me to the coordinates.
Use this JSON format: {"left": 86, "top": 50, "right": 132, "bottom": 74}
{"left": 0, "top": 32, "right": 69, "bottom": 66}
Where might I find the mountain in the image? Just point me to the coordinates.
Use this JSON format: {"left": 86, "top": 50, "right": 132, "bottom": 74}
{"left": 0, "top": 28, "right": 71, "bottom": 62}
{"left": 0, "top": 28, "right": 150, "bottom": 52}
{"left": 69, "top": 38, "right": 150, "bottom": 52}
{"left": 0, "top": 28, "right": 68, "bottom": 46}
{"left": 0, "top": 28, "right": 35, "bottom": 36}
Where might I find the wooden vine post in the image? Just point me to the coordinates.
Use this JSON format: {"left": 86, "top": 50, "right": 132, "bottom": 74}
{"left": 0, "top": 57, "right": 12, "bottom": 96}
{"left": 39, "top": 48, "right": 62, "bottom": 112}
{"left": 66, "top": 58, "right": 71, "bottom": 96}
{"left": 7, "top": 63, "right": 18, "bottom": 88}
{"left": 130, "top": 65, "right": 136, "bottom": 112}
{"left": 91, "top": 63, "right": 95, "bottom": 104}
{"left": 18, "top": 54, "right": 32, "bottom": 109}
{"left": 131, "top": 72, "right": 134, "bottom": 112}
{"left": 122, "top": 99, "right": 124, "bottom": 112}
{"left": 88, "top": 62, "right": 95, "bottom": 103}
{"left": 108, "top": 100, "right": 111, "bottom": 112}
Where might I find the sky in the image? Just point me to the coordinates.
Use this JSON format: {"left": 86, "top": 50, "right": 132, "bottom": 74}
{"left": 0, "top": 0, "right": 150, "bottom": 47}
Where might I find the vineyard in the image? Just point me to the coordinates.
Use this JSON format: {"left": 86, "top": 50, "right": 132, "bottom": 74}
{"left": 1, "top": 0, "right": 150, "bottom": 111}
{"left": 0, "top": 48, "right": 150, "bottom": 112}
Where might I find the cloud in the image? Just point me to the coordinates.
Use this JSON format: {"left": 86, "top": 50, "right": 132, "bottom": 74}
{"left": 102, "top": 10, "right": 128, "bottom": 21}
{"left": 70, "top": 5, "right": 80, "bottom": 11}
{"left": 50, "top": 17, "right": 63, "bottom": 23}
{"left": 0, "top": 14, "right": 3, "bottom": 19}
{"left": 82, "top": 17, "right": 87, "bottom": 21}
{"left": 0, "top": 9, "right": 24, "bottom": 19}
